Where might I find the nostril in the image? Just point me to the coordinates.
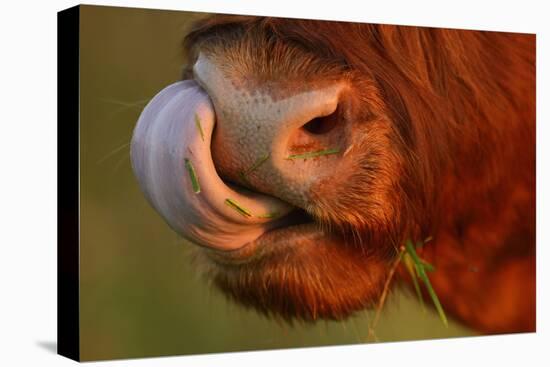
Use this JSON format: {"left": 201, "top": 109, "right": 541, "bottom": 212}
{"left": 302, "top": 109, "right": 339, "bottom": 135}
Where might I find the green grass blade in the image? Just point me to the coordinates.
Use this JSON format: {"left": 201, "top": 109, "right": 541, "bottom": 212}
{"left": 245, "top": 153, "right": 269, "bottom": 174}
{"left": 238, "top": 172, "right": 252, "bottom": 186}
{"left": 224, "top": 198, "right": 252, "bottom": 218}
{"left": 286, "top": 148, "right": 340, "bottom": 160}
{"left": 184, "top": 158, "right": 200, "bottom": 193}
{"left": 420, "top": 270, "right": 448, "bottom": 327}
{"left": 405, "top": 240, "right": 422, "bottom": 263}
{"left": 404, "top": 253, "right": 425, "bottom": 310}
{"left": 239, "top": 153, "right": 269, "bottom": 185}
{"left": 421, "top": 259, "right": 435, "bottom": 272}
{"left": 405, "top": 240, "right": 448, "bottom": 327}
{"left": 194, "top": 113, "right": 205, "bottom": 142}
{"left": 417, "top": 241, "right": 435, "bottom": 272}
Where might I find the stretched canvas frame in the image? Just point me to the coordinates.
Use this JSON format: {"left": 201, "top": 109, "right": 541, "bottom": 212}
{"left": 58, "top": 4, "right": 536, "bottom": 362}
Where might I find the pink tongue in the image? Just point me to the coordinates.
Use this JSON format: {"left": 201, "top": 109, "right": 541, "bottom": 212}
{"left": 130, "top": 81, "right": 293, "bottom": 251}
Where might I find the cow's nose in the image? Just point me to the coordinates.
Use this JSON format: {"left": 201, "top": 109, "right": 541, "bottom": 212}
{"left": 193, "top": 53, "right": 349, "bottom": 208}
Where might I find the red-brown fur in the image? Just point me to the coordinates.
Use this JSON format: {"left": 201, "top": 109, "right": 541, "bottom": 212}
{"left": 183, "top": 16, "right": 535, "bottom": 333}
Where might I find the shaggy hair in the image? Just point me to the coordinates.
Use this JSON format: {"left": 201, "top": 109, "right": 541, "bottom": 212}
{"left": 182, "top": 16, "right": 535, "bottom": 333}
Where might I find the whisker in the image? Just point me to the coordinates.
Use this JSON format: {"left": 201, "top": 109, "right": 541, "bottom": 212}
{"left": 99, "top": 97, "right": 152, "bottom": 123}
{"left": 111, "top": 153, "right": 130, "bottom": 174}
{"left": 99, "top": 98, "right": 150, "bottom": 108}
{"left": 96, "top": 142, "right": 131, "bottom": 164}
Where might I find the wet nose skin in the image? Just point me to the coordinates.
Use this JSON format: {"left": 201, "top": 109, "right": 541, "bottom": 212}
{"left": 193, "top": 53, "right": 348, "bottom": 208}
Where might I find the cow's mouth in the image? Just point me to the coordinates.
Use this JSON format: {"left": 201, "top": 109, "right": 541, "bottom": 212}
{"left": 130, "top": 80, "right": 296, "bottom": 252}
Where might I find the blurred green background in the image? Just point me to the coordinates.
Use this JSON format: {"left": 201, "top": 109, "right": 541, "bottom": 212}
{"left": 79, "top": 5, "right": 473, "bottom": 361}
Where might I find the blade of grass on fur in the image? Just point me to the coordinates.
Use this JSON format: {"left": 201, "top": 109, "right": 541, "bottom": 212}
{"left": 405, "top": 240, "right": 448, "bottom": 327}
{"left": 403, "top": 253, "right": 425, "bottom": 311}
{"left": 286, "top": 148, "right": 340, "bottom": 160}
{"left": 423, "top": 270, "right": 448, "bottom": 327}
{"left": 194, "top": 114, "right": 205, "bottom": 142}
{"left": 184, "top": 158, "right": 200, "bottom": 193}
{"left": 224, "top": 198, "right": 252, "bottom": 218}
{"left": 421, "top": 259, "right": 435, "bottom": 272}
